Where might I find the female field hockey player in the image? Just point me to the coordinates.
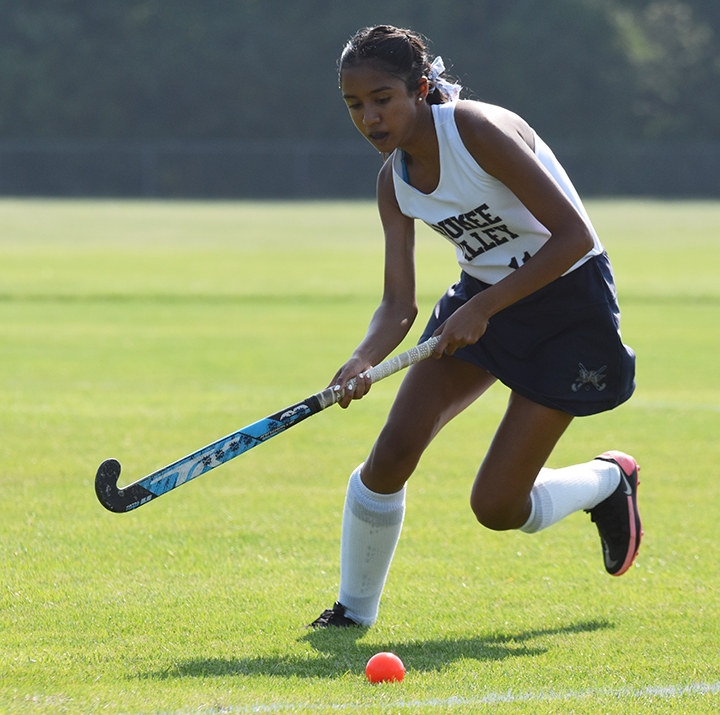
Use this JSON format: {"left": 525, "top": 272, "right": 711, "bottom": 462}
{"left": 309, "top": 25, "right": 641, "bottom": 628}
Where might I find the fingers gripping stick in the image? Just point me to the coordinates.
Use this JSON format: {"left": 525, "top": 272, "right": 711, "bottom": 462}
{"left": 331, "top": 335, "right": 440, "bottom": 406}
{"left": 95, "top": 337, "right": 439, "bottom": 513}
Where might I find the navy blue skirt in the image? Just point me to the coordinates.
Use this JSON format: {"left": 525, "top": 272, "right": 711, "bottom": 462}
{"left": 419, "top": 252, "right": 636, "bottom": 416}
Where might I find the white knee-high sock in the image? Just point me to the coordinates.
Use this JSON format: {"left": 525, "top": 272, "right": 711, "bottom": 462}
{"left": 337, "top": 465, "right": 406, "bottom": 626}
{"left": 520, "top": 459, "right": 621, "bottom": 534}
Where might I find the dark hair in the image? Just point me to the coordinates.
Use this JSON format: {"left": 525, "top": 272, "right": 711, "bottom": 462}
{"left": 339, "top": 25, "right": 453, "bottom": 105}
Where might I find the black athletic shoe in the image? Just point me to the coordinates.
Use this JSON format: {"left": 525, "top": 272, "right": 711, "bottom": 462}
{"left": 586, "top": 451, "right": 642, "bottom": 576}
{"left": 306, "top": 601, "right": 360, "bottom": 629}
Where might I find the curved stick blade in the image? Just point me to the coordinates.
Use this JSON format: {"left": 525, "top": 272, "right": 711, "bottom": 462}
{"left": 95, "top": 458, "right": 155, "bottom": 513}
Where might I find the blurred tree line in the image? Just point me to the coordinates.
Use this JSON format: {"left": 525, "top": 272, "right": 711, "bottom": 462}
{"left": 0, "top": 0, "right": 718, "bottom": 145}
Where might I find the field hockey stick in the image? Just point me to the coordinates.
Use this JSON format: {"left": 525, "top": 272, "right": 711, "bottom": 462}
{"left": 95, "top": 336, "right": 440, "bottom": 513}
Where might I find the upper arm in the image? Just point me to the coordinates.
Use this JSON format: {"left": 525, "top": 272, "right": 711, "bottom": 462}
{"left": 376, "top": 161, "right": 417, "bottom": 311}
{"left": 454, "top": 103, "right": 592, "bottom": 244}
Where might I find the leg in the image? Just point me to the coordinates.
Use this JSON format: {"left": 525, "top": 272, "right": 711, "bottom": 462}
{"left": 470, "top": 392, "right": 642, "bottom": 577}
{"left": 362, "top": 354, "right": 497, "bottom": 493}
{"left": 470, "top": 391, "right": 574, "bottom": 530}
{"left": 313, "top": 355, "right": 495, "bottom": 628}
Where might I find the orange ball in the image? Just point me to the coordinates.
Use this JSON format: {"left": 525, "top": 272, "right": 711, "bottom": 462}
{"left": 365, "top": 652, "right": 405, "bottom": 683}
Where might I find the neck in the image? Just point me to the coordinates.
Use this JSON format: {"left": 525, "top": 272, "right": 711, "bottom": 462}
{"left": 398, "top": 105, "right": 441, "bottom": 194}
{"left": 400, "top": 104, "right": 438, "bottom": 166}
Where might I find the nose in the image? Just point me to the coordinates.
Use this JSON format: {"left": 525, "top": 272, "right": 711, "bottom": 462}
{"left": 363, "top": 106, "right": 380, "bottom": 126}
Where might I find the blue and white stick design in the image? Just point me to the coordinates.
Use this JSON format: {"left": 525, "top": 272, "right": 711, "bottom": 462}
{"left": 95, "top": 336, "right": 439, "bottom": 513}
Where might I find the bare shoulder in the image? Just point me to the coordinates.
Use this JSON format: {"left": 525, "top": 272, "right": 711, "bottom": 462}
{"left": 376, "top": 153, "right": 413, "bottom": 229}
{"left": 376, "top": 155, "right": 397, "bottom": 209}
{"left": 453, "top": 100, "right": 589, "bottom": 238}
{"left": 377, "top": 154, "right": 394, "bottom": 191}
{"left": 454, "top": 100, "right": 535, "bottom": 153}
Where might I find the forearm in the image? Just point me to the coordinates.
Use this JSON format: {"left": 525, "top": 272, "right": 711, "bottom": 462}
{"left": 351, "top": 299, "right": 418, "bottom": 368}
{"left": 474, "top": 229, "right": 593, "bottom": 319}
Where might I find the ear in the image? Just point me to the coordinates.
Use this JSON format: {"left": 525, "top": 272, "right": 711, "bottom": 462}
{"left": 416, "top": 77, "right": 429, "bottom": 102}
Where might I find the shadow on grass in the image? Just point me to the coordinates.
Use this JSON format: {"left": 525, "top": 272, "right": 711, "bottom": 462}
{"left": 140, "top": 619, "right": 612, "bottom": 680}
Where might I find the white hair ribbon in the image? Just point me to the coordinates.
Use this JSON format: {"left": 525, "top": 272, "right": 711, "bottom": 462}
{"left": 427, "top": 56, "right": 461, "bottom": 102}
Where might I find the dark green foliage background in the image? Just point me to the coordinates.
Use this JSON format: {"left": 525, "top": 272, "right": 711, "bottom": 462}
{"left": 1, "top": 0, "right": 718, "bottom": 144}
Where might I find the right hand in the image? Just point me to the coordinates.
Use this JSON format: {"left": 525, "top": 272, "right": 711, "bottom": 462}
{"left": 329, "top": 356, "right": 374, "bottom": 409}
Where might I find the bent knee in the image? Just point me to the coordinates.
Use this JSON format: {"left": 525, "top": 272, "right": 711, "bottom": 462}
{"left": 470, "top": 494, "right": 528, "bottom": 531}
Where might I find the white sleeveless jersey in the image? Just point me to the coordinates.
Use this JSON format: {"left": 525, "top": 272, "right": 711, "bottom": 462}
{"left": 391, "top": 101, "right": 603, "bottom": 285}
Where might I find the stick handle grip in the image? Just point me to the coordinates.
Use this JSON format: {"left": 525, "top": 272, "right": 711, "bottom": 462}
{"left": 362, "top": 335, "right": 440, "bottom": 386}
{"left": 318, "top": 336, "right": 439, "bottom": 408}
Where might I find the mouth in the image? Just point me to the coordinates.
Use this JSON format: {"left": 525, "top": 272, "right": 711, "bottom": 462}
{"left": 368, "top": 131, "right": 390, "bottom": 145}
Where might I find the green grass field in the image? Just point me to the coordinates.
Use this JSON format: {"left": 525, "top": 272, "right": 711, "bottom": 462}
{"left": 1, "top": 198, "right": 719, "bottom": 714}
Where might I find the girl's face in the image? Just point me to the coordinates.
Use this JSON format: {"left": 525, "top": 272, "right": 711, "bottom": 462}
{"left": 340, "top": 62, "right": 428, "bottom": 154}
